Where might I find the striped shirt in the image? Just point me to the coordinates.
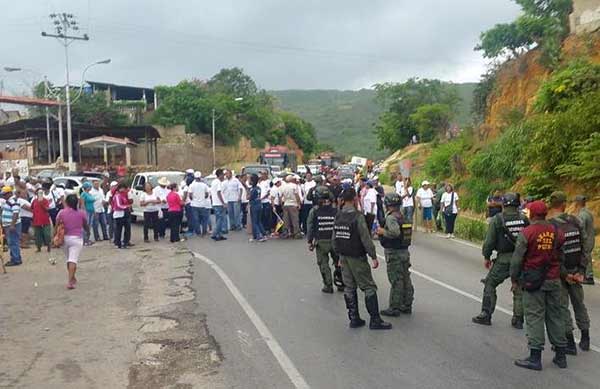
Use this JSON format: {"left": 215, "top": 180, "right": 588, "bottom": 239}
{"left": 1, "top": 196, "right": 21, "bottom": 227}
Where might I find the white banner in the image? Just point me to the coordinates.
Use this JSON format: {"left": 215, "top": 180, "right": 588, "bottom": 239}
{"left": 0, "top": 159, "right": 29, "bottom": 178}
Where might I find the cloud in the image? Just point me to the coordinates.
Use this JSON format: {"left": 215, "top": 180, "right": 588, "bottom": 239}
{"left": 1, "top": 0, "right": 521, "bottom": 91}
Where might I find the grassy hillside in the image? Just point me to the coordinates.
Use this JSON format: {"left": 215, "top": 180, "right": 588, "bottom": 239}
{"left": 270, "top": 84, "right": 475, "bottom": 161}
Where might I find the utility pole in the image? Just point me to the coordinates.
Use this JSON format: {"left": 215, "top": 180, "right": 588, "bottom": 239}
{"left": 42, "top": 13, "right": 89, "bottom": 171}
{"left": 212, "top": 108, "right": 216, "bottom": 170}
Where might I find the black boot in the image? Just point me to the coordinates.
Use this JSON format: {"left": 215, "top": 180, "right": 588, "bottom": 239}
{"left": 515, "top": 349, "right": 542, "bottom": 371}
{"left": 472, "top": 312, "right": 492, "bottom": 326}
{"left": 321, "top": 285, "right": 334, "bottom": 294}
{"left": 552, "top": 347, "right": 568, "bottom": 369}
{"left": 344, "top": 291, "right": 365, "bottom": 328}
{"left": 380, "top": 307, "right": 401, "bottom": 317}
{"left": 511, "top": 315, "right": 524, "bottom": 330}
{"left": 365, "top": 294, "right": 392, "bottom": 330}
{"left": 580, "top": 329, "right": 590, "bottom": 351}
{"left": 565, "top": 332, "right": 578, "bottom": 356}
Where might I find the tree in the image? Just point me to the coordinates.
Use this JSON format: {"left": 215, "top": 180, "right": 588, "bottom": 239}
{"left": 208, "top": 67, "right": 258, "bottom": 98}
{"left": 71, "top": 93, "right": 128, "bottom": 127}
{"left": 410, "top": 103, "right": 453, "bottom": 142}
{"left": 373, "top": 78, "right": 461, "bottom": 150}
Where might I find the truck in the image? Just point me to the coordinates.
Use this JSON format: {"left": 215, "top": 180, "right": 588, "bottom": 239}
{"left": 316, "top": 152, "right": 342, "bottom": 169}
{"left": 259, "top": 146, "right": 297, "bottom": 171}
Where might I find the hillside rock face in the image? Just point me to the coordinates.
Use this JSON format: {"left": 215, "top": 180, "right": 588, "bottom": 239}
{"left": 484, "top": 30, "right": 600, "bottom": 140}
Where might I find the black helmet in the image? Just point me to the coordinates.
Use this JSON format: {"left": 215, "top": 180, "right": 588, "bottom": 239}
{"left": 384, "top": 192, "right": 402, "bottom": 207}
{"left": 503, "top": 192, "right": 520, "bottom": 207}
{"left": 315, "top": 186, "right": 332, "bottom": 202}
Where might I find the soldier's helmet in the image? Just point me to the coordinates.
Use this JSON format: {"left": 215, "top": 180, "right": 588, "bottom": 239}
{"left": 384, "top": 192, "right": 402, "bottom": 207}
{"left": 503, "top": 192, "right": 520, "bottom": 207}
{"left": 315, "top": 186, "right": 332, "bottom": 202}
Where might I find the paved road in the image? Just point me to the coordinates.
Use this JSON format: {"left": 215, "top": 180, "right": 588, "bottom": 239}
{"left": 188, "top": 230, "right": 600, "bottom": 389}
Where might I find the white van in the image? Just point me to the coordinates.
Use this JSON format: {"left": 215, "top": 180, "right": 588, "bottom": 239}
{"left": 130, "top": 171, "right": 185, "bottom": 220}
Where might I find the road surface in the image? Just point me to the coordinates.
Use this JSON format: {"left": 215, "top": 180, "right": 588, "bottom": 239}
{"left": 188, "top": 230, "right": 600, "bottom": 389}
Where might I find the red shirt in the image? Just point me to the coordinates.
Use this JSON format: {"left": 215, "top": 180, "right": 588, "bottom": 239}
{"left": 32, "top": 198, "right": 51, "bottom": 226}
{"left": 166, "top": 191, "right": 183, "bottom": 212}
{"left": 522, "top": 222, "right": 565, "bottom": 280}
{"left": 116, "top": 165, "right": 127, "bottom": 177}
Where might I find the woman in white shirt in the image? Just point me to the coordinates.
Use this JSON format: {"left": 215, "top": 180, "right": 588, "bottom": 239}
{"left": 401, "top": 177, "right": 415, "bottom": 223}
{"left": 440, "top": 184, "right": 459, "bottom": 238}
{"left": 140, "top": 183, "right": 162, "bottom": 242}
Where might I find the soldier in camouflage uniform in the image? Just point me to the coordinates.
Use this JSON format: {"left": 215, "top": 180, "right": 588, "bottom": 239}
{"left": 377, "top": 192, "right": 414, "bottom": 316}
{"left": 548, "top": 191, "right": 591, "bottom": 354}
{"left": 307, "top": 186, "right": 343, "bottom": 293}
{"left": 574, "top": 195, "right": 596, "bottom": 285}
{"left": 473, "top": 193, "right": 528, "bottom": 329}
{"left": 332, "top": 187, "right": 391, "bottom": 330}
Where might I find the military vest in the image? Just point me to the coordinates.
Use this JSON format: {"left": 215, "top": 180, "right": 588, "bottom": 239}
{"left": 333, "top": 210, "right": 366, "bottom": 256}
{"left": 379, "top": 212, "right": 412, "bottom": 250}
{"left": 315, "top": 205, "right": 337, "bottom": 241}
{"left": 497, "top": 212, "right": 529, "bottom": 253}
{"left": 553, "top": 215, "right": 584, "bottom": 270}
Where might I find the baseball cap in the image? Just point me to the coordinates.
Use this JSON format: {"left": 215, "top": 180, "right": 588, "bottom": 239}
{"left": 185, "top": 168, "right": 194, "bottom": 174}
{"left": 550, "top": 191, "right": 567, "bottom": 204}
{"left": 422, "top": 180, "right": 430, "bottom": 186}
{"left": 82, "top": 181, "right": 92, "bottom": 189}
{"left": 110, "top": 181, "right": 118, "bottom": 187}
{"left": 1, "top": 185, "right": 13, "bottom": 194}
{"left": 194, "top": 171, "right": 202, "bottom": 178}
{"left": 527, "top": 200, "right": 548, "bottom": 216}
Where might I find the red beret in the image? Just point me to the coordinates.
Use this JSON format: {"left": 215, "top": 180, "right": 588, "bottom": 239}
{"left": 527, "top": 200, "right": 547, "bottom": 216}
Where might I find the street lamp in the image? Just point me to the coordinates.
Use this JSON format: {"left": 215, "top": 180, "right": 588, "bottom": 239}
{"left": 72, "top": 58, "right": 111, "bottom": 103}
{"left": 212, "top": 97, "right": 244, "bottom": 170}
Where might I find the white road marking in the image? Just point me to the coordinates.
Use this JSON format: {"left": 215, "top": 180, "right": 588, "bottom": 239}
{"left": 377, "top": 253, "right": 600, "bottom": 353}
{"left": 193, "top": 252, "right": 310, "bottom": 389}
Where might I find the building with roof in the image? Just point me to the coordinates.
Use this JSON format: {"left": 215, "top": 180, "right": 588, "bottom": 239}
{"left": 84, "top": 81, "right": 156, "bottom": 124}
{"left": 0, "top": 109, "right": 24, "bottom": 125}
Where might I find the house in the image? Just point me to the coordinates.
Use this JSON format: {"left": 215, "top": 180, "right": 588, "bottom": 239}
{"left": 84, "top": 81, "right": 156, "bottom": 124}
{"left": 0, "top": 109, "right": 23, "bottom": 125}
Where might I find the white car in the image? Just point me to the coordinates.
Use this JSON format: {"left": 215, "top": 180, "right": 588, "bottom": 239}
{"left": 52, "top": 176, "right": 101, "bottom": 196}
{"left": 296, "top": 165, "right": 308, "bottom": 175}
{"left": 130, "top": 171, "right": 186, "bottom": 220}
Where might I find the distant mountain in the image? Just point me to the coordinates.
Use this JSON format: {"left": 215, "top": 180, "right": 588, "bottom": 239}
{"left": 270, "top": 84, "right": 476, "bottom": 160}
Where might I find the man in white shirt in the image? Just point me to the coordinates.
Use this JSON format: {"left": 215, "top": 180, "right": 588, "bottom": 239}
{"left": 189, "top": 171, "right": 210, "bottom": 236}
{"left": 395, "top": 174, "right": 405, "bottom": 196}
{"left": 211, "top": 169, "right": 228, "bottom": 241}
{"left": 153, "top": 177, "right": 170, "bottom": 238}
{"left": 258, "top": 171, "right": 272, "bottom": 234}
{"left": 223, "top": 169, "right": 242, "bottom": 231}
{"left": 239, "top": 174, "right": 249, "bottom": 228}
{"left": 91, "top": 180, "right": 109, "bottom": 241}
{"left": 362, "top": 181, "right": 378, "bottom": 231}
{"left": 300, "top": 172, "right": 316, "bottom": 235}
{"left": 416, "top": 180, "right": 435, "bottom": 233}
{"left": 180, "top": 169, "right": 194, "bottom": 236}
{"left": 280, "top": 175, "right": 301, "bottom": 238}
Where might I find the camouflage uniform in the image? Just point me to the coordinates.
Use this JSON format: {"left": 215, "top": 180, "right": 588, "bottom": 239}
{"left": 577, "top": 207, "right": 595, "bottom": 281}
{"left": 307, "top": 205, "right": 340, "bottom": 292}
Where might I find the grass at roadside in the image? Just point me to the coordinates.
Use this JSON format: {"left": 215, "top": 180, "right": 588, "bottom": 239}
{"left": 453, "top": 216, "right": 487, "bottom": 243}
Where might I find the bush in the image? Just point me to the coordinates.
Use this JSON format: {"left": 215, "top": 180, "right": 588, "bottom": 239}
{"left": 454, "top": 217, "right": 488, "bottom": 243}
{"left": 555, "top": 132, "right": 600, "bottom": 187}
{"left": 460, "top": 178, "right": 495, "bottom": 214}
{"left": 423, "top": 138, "right": 468, "bottom": 183}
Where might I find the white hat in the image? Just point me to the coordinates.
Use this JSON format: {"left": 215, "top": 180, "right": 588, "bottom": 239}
{"left": 422, "top": 180, "right": 430, "bottom": 186}
{"left": 158, "top": 177, "right": 170, "bottom": 186}
{"left": 194, "top": 171, "right": 202, "bottom": 178}
{"left": 185, "top": 168, "right": 194, "bottom": 174}
{"left": 110, "top": 181, "right": 118, "bottom": 187}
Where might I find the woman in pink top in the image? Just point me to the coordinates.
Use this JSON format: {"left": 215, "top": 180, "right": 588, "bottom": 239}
{"left": 56, "top": 194, "right": 90, "bottom": 289}
{"left": 166, "top": 183, "right": 184, "bottom": 243}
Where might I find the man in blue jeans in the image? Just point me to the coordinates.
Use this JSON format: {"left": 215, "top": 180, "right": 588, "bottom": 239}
{"left": 211, "top": 169, "right": 228, "bottom": 241}
{"left": 2, "top": 186, "right": 22, "bottom": 266}
{"left": 224, "top": 169, "right": 242, "bottom": 231}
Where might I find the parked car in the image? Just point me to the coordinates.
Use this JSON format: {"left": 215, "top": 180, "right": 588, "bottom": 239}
{"left": 306, "top": 164, "right": 321, "bottom": 175}
{"left": 130, "top": 171, "right": 185, "bottom": 220}
{"left": 241, "top": 164, "right": 272, "bottom": 179}
{"left": 52, "top": 176, "right": 101, "bottom": 195}
{"left": 203, "top": 174, "right": 217, "bottom": 188}
{"left": 36, "top": 169, "right": 63, "bottom": 181}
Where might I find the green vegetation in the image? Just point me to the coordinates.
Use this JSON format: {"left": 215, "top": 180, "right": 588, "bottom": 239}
{"left": 476, "top": 0, "right": 572, "bottom": 68}
{"left": 153, "top": 68, "right": 317, "bottom": 153}
{"left": 374, "top": 78, "right": 463, "bottom": 152}
{"left": 454, "top": 217, "right": 488, "bottom": 243}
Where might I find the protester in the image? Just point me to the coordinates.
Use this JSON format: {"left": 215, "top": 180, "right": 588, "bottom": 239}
{"left": 105, "top": 181, "right": 118, "bottom": 240}
{"left": 91, "top": 180, "right": 109, "bottom": 241}
{"left": 153, "top": 177, "right": 170, "bottom": 238}
{"left": 247, "top": 174, "right": 267, "bottom": 242}
{"left": 441, "top": 184, "right": 459, "bottom": 238}
{"left": 31, "top": 189, "right": 52, "bottom": 253}
{"left": 270, "top": 178, "right": 283, "bottom": 235}
{"left": 140, "top": 182, "right": 161, "bottom": 242}
{"left": 362, "top": 180, "right": 378, "bottom": 232}
{"left": 394, "top": 173, "right": 404, "bottom": 196}
{"left": 416, "top": 180, "right": 435, "bottom": 233}
{"left": 112, "top": 183, "right": 132, "bottom": 249}
{"left": 259, "top": 171, "right": 272, "bottom": 234}
{"left": 80, "top": 182, "right": 96, "bottom": 246}
{"left": 42, "top": 181, "right": 59, "bottom": 226}
{"left": 57, "top": 194, "right": 90, "bottom": 289}
{"left": 189, "top": 171, "right": 210, "bottom": 236}
{"left": 224, "top": 169, "right": 242, "bottom": 231}
{"left": 300, "top": 172, "right": 316, "bottom": 234}
{"left": 281, "top": 175, "right": 302, "bottom": 238}
{"left": 239, "top": 173, "right": 249, "bottom": 229}
{"left": 401, "top": 177, "right": 415, "bottom": 223}
{"left": 433, "top": 182, "right": 445, "bottom": 231}
{"left": 374, "top": 177, "right": 385, "bottom": 226}
{"left": 180, "top": 169, "right": 194, "bottom": 235}
{"left": 15, "top": 188, "right": 33, "bottom": 248}
{"left": 2, "top": 186, "right": 22, "bottom": 266}
{"left": 116, "top": 160, "right": 127, "bottom": 178}
{"left": 167, "top": 183, "right": 184, "bottom": 243}
{"left": 211, "top": 169, "right": 228, "bottom": 241}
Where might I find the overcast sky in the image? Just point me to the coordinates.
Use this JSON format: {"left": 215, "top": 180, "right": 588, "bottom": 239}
{"left": 1, "top": 0, "right": 521, "bottom": 94}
